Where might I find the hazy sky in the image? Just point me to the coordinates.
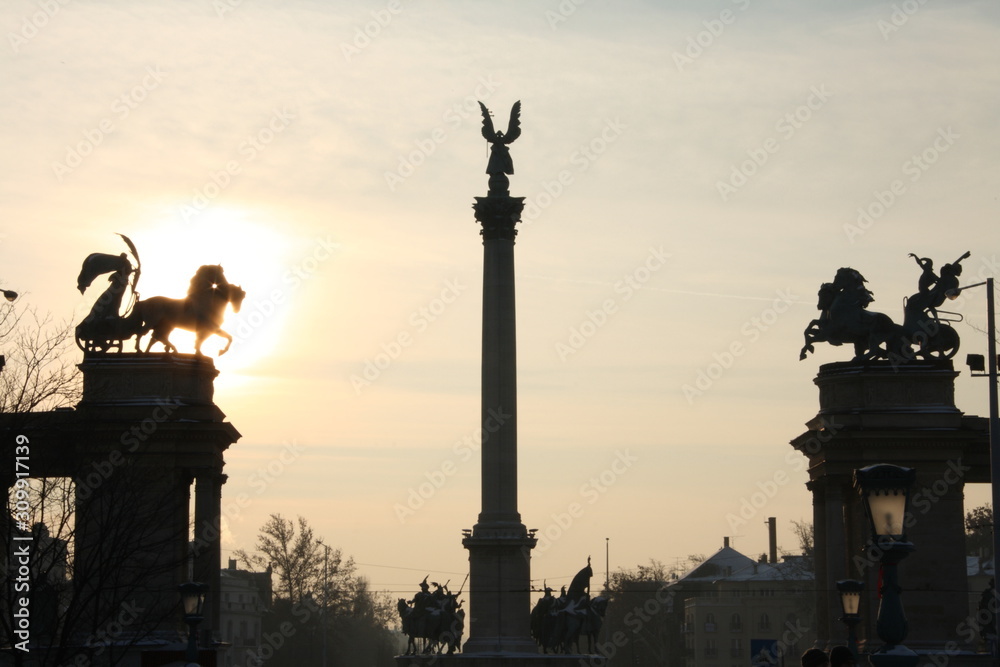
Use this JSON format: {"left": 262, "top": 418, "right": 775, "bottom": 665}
{"left": 3, "top": 0, "right": 999, "bottom": 598}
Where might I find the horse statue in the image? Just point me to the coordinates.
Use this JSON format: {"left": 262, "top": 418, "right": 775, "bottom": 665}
{"left": 133, "top": 264, "right": 245, "bottom": 355}
{"left": 531, "top": 559, "right": 608, "bottom": 654}
{"left": 799, "top": 267, "right": 903, "bottom": 362}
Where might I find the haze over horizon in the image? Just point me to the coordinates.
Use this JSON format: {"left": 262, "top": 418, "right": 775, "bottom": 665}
{"left": 2, "top": 0, "right": 998, "bottom": 597}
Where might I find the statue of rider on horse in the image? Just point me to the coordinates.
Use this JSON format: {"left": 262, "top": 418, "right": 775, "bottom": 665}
{"left": 398, "top": 576, "right": 466, "bottom": 655}
{"left": 800, "top": 252, "right": 970, "bottom": 363}
{"left": 75, "top": 234, "right": 245, "bottom": 355}
{"left": 530, "top": 558, "right": 609, "bottom": 654}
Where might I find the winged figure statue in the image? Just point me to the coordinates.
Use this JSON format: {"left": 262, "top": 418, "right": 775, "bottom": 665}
{"left": 479, "top": 101, "right": 521, "bottom": 176}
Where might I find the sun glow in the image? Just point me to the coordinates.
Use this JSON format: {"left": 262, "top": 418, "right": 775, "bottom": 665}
{"left": 115, "top": 207, "right": 298, "bottom": 375}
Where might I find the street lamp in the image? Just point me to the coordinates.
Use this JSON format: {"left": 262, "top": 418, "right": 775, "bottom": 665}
{"left": 951, "top": 277, "right": 999, "bottom": 652}
{"left": 178, "top": 581, "right": 208, "bottom": 665}
{"left": 836, "top": 579, "right": 864, "bottom": 658}
{"left": 854, "top": 464, "right": 917, "bottom": 667}
{"left": 317, "top": 539, "right": 331, "bottom": 667}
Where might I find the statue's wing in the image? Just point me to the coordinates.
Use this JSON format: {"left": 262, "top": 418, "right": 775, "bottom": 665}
{"left": 503, "top": 101, "right": 521, "bottom": 144}
{"left": 479, "top": 102, "right": 496, "bottom": 142}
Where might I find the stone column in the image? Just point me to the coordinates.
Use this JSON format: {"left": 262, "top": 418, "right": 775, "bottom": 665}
{"left": 193, "top": 471, "right": 226, "bottom": 640}
{"left": 462, "top": 192, "right": 537, "bottom": 655}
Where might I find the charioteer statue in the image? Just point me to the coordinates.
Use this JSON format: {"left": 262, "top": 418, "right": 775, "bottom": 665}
{"left": 800, "top": 252, "right": 970, "bottom": 363}
{"left": 75, "top": 234, "right": 245, "bottom": 355}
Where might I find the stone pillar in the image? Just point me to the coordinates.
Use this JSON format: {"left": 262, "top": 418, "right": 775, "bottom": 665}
{"left": 461, "top": 192, "right": 537, "bottom": 655}
{"left": 193, "top": 471, "right": 226, "bottom": 639}
{"left": 791, "top": 360, "right": 990, "bottom": 658}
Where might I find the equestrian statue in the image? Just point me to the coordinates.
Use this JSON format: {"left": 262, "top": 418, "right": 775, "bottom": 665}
{"left": 530, "top": 558, "right": 609, "bottom": 654}
{"left": 397, "top": 576, "right": 466, "bottom": 655}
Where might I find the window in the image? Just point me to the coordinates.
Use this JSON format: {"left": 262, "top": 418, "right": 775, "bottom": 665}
{"left": 730, "top": 613, "right": 742, "bottom": 631}
{"left": 730, "top": 638, "right": 743, "bottom": 658}
{"left": 705, "top": 612, "right": 717, "bottom": 633}
{"left": 759, "top": 613, "right": 770, "bottom": 630}
{"left": 705, "top": 638, "right": 718, "bottom": 657}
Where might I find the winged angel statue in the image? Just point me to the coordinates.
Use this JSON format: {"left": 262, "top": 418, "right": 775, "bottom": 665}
{"left": 478, "top": 100, "right": 521, "bottom": 194}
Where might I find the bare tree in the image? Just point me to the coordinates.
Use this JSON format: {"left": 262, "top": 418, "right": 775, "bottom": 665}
{"left": 0, "top": 301, "right": 80, "bottom": 415}
{"left": 235, "top": 514, "right": 398, "bottom": 667}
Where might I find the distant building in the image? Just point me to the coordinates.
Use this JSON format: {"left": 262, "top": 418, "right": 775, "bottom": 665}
{"left": 669, "top": 539, "right": 816, "bottom": 667}
{"left": 671, "top": 545, "right": 815, "bottom": 667}
{"left": 219, "top": 558, "right": 272, "bottom": 667}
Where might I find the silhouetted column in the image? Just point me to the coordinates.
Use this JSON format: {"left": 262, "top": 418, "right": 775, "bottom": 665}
{"left": 462, "top": 193, "right": 537, "bottom": 654}
{"left": 193, "top": 471, "right": 226, "bottom": 639}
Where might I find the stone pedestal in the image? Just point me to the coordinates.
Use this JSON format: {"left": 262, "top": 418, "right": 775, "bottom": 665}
{"left": 5, "top": 352, "right": 240, "bottom": 658}
{"left": 790, "top": 360, "right": 989, "bottom": 661}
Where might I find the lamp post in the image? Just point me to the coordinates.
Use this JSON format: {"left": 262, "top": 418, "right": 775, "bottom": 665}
{"left": 317, "top": 540, "right": 330, "bottom": 667}
{"left": 836, "top": 579, "right": 864, "bottom": 658}
{"left": 178, "top": 581, "right": 208, "bottom": 665}
{"left": 1, "top": 289, "right": 15, "bottom": 375}
{"left": 951, "top": 277, "right": 999, "bottom": 652}
{"left": 854, "top": 464, "right": 917, "bottom": 667}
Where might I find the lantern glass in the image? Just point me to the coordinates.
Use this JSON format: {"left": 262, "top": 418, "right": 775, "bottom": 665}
{"left": 867, "top": 489, "right": 907, "bottom": 538}
{"left": 841, "top": 590, "right": 860, "bottom": 616}
{"left": 179, "top": 582, "right": 207, "bottom": 617}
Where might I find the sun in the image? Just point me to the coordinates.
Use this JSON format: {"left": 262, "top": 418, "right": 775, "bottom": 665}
{"left": 116, "top": 206, "right": 297, "bottom": 375}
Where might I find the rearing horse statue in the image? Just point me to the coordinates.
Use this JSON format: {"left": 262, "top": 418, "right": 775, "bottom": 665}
{"left": 800, "top": 267, "right": 902, "bottom": 362}
{"left": 133, "top": 265, "right": 245, "bottom": 355}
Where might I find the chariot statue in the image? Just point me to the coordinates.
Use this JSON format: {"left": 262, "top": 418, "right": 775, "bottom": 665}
{"left": 75, "top": 234, "right": 245, "bottom": 355}
{"left": 800, "top": 252, "right": 969, "bottom": 363}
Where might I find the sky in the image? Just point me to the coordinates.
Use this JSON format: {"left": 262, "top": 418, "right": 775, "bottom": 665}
{"left": 2, "top": 0, "right": 999, "bottom": 601}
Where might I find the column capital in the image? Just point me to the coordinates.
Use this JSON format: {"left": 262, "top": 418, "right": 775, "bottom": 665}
{"left": 474, "top": 196, "right": 524, "bottom": 242}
